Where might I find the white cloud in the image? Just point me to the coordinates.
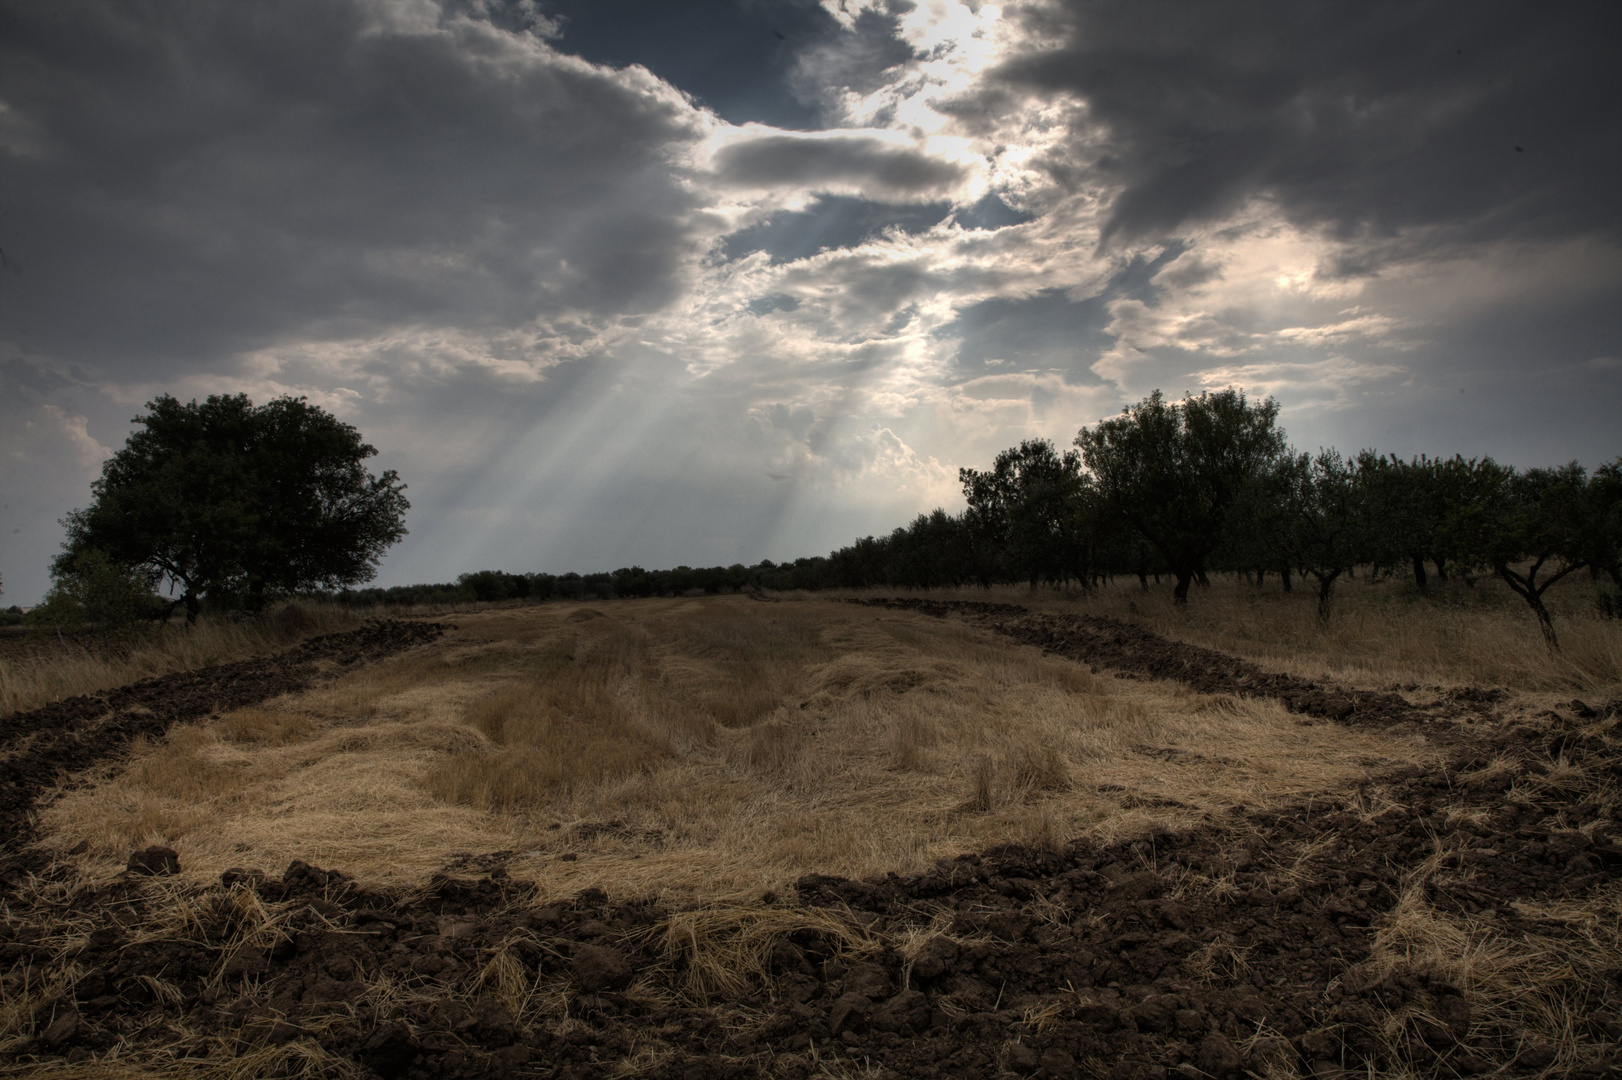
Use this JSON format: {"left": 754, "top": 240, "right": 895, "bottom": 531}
{"left": 1192, "top": 357, "right": 1406, "bottom": 403}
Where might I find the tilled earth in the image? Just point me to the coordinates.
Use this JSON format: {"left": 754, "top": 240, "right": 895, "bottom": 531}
{"left": 2, "top": 604, "right": 1618, "bottom": 1079}
{"left": 0, "top": 619, "right": 445, "bottom": 880}
{"left": 848, "top": 599, "right": 1500, "bottom": 731}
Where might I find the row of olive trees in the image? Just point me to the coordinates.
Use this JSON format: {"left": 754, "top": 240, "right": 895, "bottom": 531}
{"left": 37, "top": 389, "right": 1614, "bottom": 650}
{"left": 1266, "top": 449, "right": 1618, "bottom": 645}
{"left": 819, "top": 389, "right": 1619, "bottom": 649}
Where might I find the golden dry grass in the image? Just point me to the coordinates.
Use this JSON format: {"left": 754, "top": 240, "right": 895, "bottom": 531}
{"left": 1359, "top": 885, "right": 1622, "bottom": 1076}
{"left": 0, "top": 602, "right": 373, "bottom": 718}
{"left": 39, "top": 598, "right": 1438, "bottom": 902}
{"left": 823, "top": 571, "right": 1622, "bottom": 695}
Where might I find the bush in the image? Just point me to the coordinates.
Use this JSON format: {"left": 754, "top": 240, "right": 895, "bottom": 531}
{"left": 27, "top": 549, "right": 167, "bottom": 635}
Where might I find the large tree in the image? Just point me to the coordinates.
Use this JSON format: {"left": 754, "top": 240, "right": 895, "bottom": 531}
{"left": 58, "top": 394, "right": 409, "bottom": 620}
{"left": 1075, "top": 389, "right": 1287, "bottom": 604}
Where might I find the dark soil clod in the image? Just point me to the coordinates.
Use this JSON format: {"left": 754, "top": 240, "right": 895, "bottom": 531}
{"left": 125, "top": 844, "right": 179, "bottom": 876}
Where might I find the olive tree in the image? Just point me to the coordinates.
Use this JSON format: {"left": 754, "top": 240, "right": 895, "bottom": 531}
{"left": 1460, "top": 462, "right": 1590, "bottom": 650}
{"left": 57, "top": 394, "right": 409, "bottom": 621}
{"left": 1075, "top": 389, "right": 1288, "bottom": 604}
{"left": 1282, "top": 449, "right": 1368, "bottom": 618}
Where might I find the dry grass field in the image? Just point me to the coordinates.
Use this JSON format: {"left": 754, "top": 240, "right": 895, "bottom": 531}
{"left": 0, "top": 604, "right": 375, "bottom": 719}
{"left": 36, "top": 596, "right": 1444, "bottom": 898}
{"left": 3, "top": 578, "right": 1618, "bottom": 1079}
{"left": 826, "top": 574, "right": 1622, "bottom": 693}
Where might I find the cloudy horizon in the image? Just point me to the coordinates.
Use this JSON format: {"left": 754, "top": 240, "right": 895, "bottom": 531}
{"left": 2, "top": 0, "right": 1618, "bottom": 605}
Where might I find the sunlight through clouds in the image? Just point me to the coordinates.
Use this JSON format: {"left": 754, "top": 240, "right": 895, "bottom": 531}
{"left": 0, "top": 0, "right": 1616, "bottom": 601}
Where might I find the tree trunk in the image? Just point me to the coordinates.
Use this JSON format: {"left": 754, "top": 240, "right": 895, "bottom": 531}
{"left": 1433, "top": 557, "right": 1448, "bottom": 582}
{"left": 1173, "top": 570, "right": 1194, "bottom": 605}
{"left": 1497, "top": 564, "right": 1561, "bottom": 651}
{"left": 183, "top": 591, "right": 200, "bottom": 625}
{"left": 1412, "top": 555, "right": 1428, "bottom": 591}
{"left": 1279, "top": 565, "right": 1292, "bottom": 593}
{"left": 1313, "top": 569, "right": 1341, "bottom": 620}
{"left": 1530, "top": 594, "right": 1558, "bottom": 650}
{"left": 1136, "top": 569, "right": 1149, "bottom": 591}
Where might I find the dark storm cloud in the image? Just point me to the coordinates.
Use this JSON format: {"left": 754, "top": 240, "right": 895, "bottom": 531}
{"left": 714, "top": 131, "right": 967, "bottom": 198}
{"left": 722, "top": 195, "right": 950, "bottom": 263}
{"left": 994, "top": 0, "right": 1622, "bottom": 250}
{"left": 0, "top": 1, "right": 707, "bottom": 377}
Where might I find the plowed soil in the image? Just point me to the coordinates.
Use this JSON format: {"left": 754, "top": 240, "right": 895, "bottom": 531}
{"left": 848, "top": 599, "right": 1472, "bottom": 730}
{"left": 0, "top": 620, "right": 445, "bottom": 879}
{"left": 2, "top": 603, "right": 1617, "bottom": 1079}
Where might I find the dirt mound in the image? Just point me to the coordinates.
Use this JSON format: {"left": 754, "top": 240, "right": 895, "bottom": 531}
{"left": 0, "top": 619, "right": 444, "bottom": 879}
{"left": 851, "top": 598, "right": 1483, "bottom": 729}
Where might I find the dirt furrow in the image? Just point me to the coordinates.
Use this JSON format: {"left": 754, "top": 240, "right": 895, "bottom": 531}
{"left": 850, "top": 598, "right": 1485, "bottom": 729}
{"left": 0, "top": 620, "right": 445, "bottom": 881}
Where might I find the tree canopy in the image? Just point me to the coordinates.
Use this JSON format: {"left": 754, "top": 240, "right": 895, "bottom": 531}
{"left": 58, "top": 394, "right": 409, "bottom": 619}
{"left": 1075, "top": 389, "right": 1288, "bottom": 603}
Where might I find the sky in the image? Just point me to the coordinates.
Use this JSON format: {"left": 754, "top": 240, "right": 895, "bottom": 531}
{"left": 1, "top": 0, "right": 1618, "bottom": 605}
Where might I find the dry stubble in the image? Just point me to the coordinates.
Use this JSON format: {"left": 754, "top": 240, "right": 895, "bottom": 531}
{"left": 823, "top": 572, "right": 1622, "bottom": 695}
{"left": 40, "top": 598, "right": 1433, "bottom": 902}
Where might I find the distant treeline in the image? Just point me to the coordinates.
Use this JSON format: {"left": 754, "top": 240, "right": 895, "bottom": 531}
{"left": 325, "top": 390, "right": 1621, "bottom": 650}
{"left": 315, "top": 560, "right": 852, "bottom": 608}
